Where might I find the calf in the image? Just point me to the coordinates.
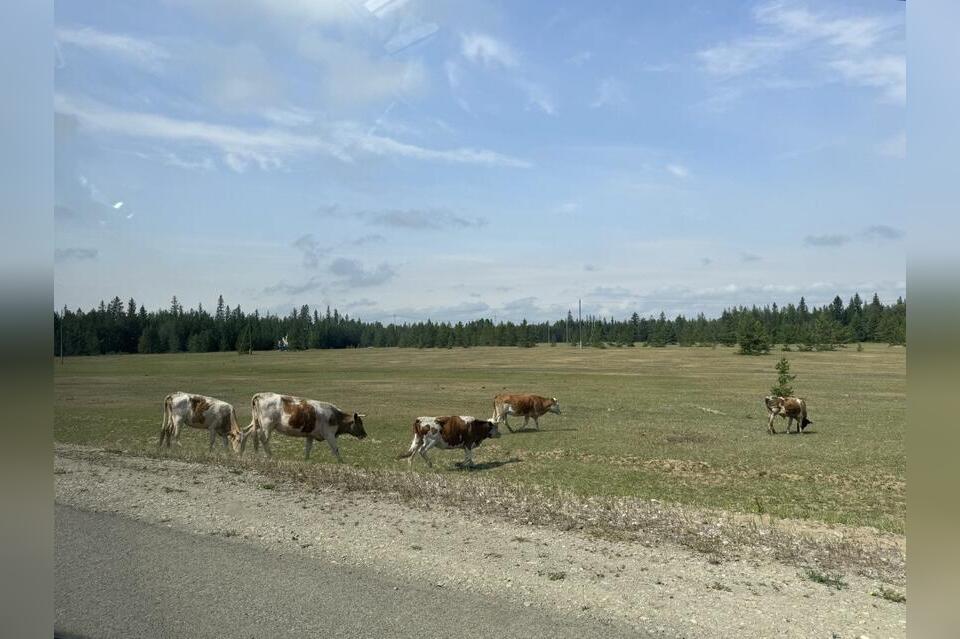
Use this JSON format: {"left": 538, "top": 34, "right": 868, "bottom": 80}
{"left": 764, "top": 395, "right": 813, "bottom": 434}
{"left": 398, "top": 416, "right": 501, "bottom": 468}
{"left": 491, "top": 393, "right": 561, "bottom": 432}
{"left": 159, "top": 392, "right": 242, "bottom": 452}
{"left": 241, "top": 392, "right": 366, "bottom": 462}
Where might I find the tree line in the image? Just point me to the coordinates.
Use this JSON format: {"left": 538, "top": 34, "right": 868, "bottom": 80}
{"left": 52, "top": 292, "right": 906, "bottom": 357}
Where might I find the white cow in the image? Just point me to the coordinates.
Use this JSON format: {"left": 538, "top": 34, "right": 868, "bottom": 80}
{"left": 241, "top": 392, "right": 367, "bottom": 462}
{"left": 159, "top": 392, "right": 241, "bottom": 452}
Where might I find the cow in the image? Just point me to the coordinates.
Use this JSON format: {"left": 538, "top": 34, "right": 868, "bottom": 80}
{"left": 158, "top": 392, "right": 242, "bottom": 452}
{"left": 491, "top": 393, "right": 561, "bottom": 432}
{"left": 398, "top": 416, "right": 501, "bottom": 468}
{"left": 240, "top": 392, "right": 366, "bottom": 462}
{"left": 764, "top": 395, "right": 813, "bottom": 434}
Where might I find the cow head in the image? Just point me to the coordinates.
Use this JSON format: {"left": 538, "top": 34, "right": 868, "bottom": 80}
{"left": 480, "top": 419, "right": 501, "bottom": 439}
{"left": 227, "top": 429, "right": 243, "bottom": 453}
{"left": 549, "top": 397, "right": 562, "bottom": 415}
{"left": 350, "top": 412, "right": 367, "bottom": 439}
{"left": 763, "top": 395, "right": 783, "bottom": 413}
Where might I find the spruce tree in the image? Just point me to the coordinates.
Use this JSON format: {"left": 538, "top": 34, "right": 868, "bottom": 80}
{"left": 737, "top": 316, "right": 770, "bottom": 355}
{"left": 771, "top": 357, "right": 795, "bottom": 397}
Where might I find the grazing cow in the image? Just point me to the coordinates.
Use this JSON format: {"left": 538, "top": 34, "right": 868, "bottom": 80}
{"left": 241, "top": 393, "right": 366, "bottom": 462}
{"left": 764, "top": 395, "right": 813, "bottom": 434}
{"left": 159, "top": 392, "right": 242, "bottom": 452}
{"left": 398, "top": 416, "right": 501, "bottom": 468}
{"left": 491, "top": 394, "right": 561, "bottom": 432}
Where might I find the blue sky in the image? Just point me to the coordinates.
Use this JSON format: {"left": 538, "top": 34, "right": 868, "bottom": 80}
{"left": 54, "top": 0, "right": 905, "bottom": 322}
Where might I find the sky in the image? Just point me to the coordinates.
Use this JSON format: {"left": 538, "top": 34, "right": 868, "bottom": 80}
{"left": 53, "top": 0, "right": 906, "bottom": 323}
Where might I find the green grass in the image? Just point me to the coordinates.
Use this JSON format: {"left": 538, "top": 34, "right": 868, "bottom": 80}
{"left": 53, "top": 344, "right": 905, "bottom": 532}
{"left": 802, "top": 568, "right": 848, "bottom": 590}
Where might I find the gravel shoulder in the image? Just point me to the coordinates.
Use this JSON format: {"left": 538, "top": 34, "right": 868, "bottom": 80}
{"left": 55, "top": 444, "right": 906, "bottom": 638}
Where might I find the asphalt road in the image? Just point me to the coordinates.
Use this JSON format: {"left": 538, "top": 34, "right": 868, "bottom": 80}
{"left": 55, "top": 505, "right": 651, "bottom": 638}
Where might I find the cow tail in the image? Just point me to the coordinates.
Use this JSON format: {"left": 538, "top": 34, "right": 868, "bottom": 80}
{"left": 230, "top": 406, "right": 241, "bottom": 437}
{"left": 801, "top": 400, "right": 812, "bottom": 428}
{"left": 248, "top": 395, "right": 261, "bottom": 435}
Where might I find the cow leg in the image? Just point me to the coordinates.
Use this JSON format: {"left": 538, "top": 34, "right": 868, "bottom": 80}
{"left": 208, "top": 427, "right": 217, "bottom": 451}
{"left": 523, "top": 416, "right": 529, "bottom": 430}
{"left": 533, "top": 416, "right": 540, "bottom": 430}
{"left": 172, "top": 419, "right": 183, "bottom": 447}
{"left": 503, "top": 415, "right": 514, "bottom": 433}
{"left": 419, "top": 438, "right": 437, "bottom": 468}
{"left": 462, "top": 446, "right": 474, "bottom": 468}
{"left": 768, "top": 413, "right": 777, "bottom": 434}
{"left": 323, "top": 432, "right": 343, "bottom": 463}
{"left": 258, "top": 429, "right": 273, "bottom": 457}
{"left": 304, "top": 437, "right": 314, "bottom": 460}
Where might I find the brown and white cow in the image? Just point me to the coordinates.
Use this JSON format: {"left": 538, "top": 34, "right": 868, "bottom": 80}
{"left": 398, "top": 416, "right": 501, "bottom": 468}
{"left": 491, "top": 393, "right": 561, "bottom": 432}
{"left": 240, "top": 392, "right": 367, "bottom": 462}
{"left": 764, "top": 395, "right": 813, "bottom": 434}
{"left": 158, "top": 392, "right": 242, "bottom": 452}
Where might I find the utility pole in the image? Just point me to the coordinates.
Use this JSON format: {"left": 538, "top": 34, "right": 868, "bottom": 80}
{"left": 578, "top": 299, "right": 582, "bottom": 350}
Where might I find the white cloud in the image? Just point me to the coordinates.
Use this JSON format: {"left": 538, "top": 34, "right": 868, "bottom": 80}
{"left": 56, "top": 94, "right": 531, "bottom": 170}
{"left": 518, "top": 81, "right": 556, "bottom": 115}
{"left": 460, "top": 33, "right": 518, "bottom": 69}
{"left": 829, "top": 55, "right": 905, "bottom": 103}
{"left": 698, "top": 37, "right": 785, "bottom": 77}
{"left": 697, "top": 1, "right": 904, "bottom": 103}
{"left": 665, "top": 163, "right": 689, "bottom": 178}
{"left": 444, "top": 60, "right": 462, "bottom": 89}
{"left": 55, "top": 26, "right": 169, "bottom": 71}
{"left": 112, "top": 201, "right": 124, "bottom": 209}
{"left": 590, "top": 77, "right": 628, "bottom": 109}
{"left": 169, "top": 0, "right": 356, "bottom": 28}
{"left": 298, "top": 34, "right": 427, "bottom": 106}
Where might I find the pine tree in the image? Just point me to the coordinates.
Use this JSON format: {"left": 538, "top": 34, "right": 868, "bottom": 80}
{"left": 771, "top": 357, "right": 795, "bottom": 397}
{"left": 738, "top": 316, "right": 770, "bottom": 355}
{"left": 236, "top": 325, "right": 252, "bottom": 354}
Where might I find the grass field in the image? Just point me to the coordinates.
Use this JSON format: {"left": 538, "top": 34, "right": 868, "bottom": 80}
{"left": 53, "top": 344, "right": 905, "bottom": 533}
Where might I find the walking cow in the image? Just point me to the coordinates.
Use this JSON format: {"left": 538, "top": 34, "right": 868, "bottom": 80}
{"left": 159, "top": 392, "right": 242, "bottom": 452}
{"left": 398, "top": 415, "right": 501, "bottom": 468}
{"left": 241, "top": 393, "right": 366, "bottom": 462}
{"left": 491, "top": 393, "right": 561, "bottom": 432}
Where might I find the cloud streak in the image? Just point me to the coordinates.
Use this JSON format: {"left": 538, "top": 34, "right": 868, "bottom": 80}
{"left": 319, "top": 206, "right": 486, "bottom": 230}
{"left": 55, "top": 95, "right": 532, "bottom": 171}
{"left": 804, "top": 234, "right": 851, "bottom": 247}
{"left": 55, "top": 247, "right": 99, "bottom": 262}
{"left": 329, "top": 258, "right": 395, "bottom": 287}
{"left": 698, "top": 1, "right": 904, "bottom": 104}
{"left": 56, "top": 26, "right": 169, "bottom": 71}
{"left": 460, "top": 33, "right": 518, "bottom": 68}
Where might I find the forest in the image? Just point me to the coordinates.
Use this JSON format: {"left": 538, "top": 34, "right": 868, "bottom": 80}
{"left": 52, "top": 292, "right": 906, "bottom": 356}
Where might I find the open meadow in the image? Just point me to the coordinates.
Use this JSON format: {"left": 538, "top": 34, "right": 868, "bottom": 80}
{"left": 54, "top": 344, "right": 905, "bottom": 533}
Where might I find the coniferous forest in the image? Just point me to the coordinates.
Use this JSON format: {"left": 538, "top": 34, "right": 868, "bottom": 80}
{"left": 52, "top": 292, "right": 905, "bottom": 356}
